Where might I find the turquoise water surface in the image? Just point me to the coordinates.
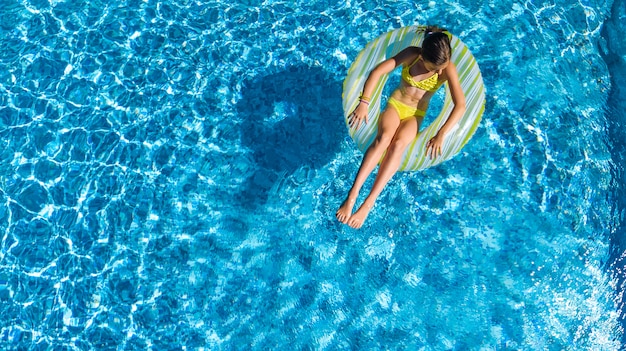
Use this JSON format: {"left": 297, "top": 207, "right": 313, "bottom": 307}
{"left": 1, "top": 0, "right": 625, "bottom": 349}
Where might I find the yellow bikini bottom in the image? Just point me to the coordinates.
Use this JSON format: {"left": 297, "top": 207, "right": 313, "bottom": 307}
{"left": 387, "top": 97, "right": 426, "bottom": 120}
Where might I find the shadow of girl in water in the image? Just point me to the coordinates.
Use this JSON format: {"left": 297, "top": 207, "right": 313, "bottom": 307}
{"left": 236, "top": 65, "right": 344, "bottom": 209}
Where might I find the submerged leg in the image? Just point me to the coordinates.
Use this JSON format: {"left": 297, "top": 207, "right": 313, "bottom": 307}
{"left": 348, "top": 117, "right": 420, "bottom": 229}
{"left": 336, "top": 108, "right": 400, "bottom": 223}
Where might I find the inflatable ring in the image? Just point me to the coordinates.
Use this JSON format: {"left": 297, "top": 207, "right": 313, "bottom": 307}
{"left": 342, "top": 26, "right": 486, "bottom": 171}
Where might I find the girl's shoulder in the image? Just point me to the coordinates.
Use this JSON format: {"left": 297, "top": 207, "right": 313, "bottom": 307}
{"left": 405, "top": 46, "right": 422, "bottom": 55}
{"left": 396, "top": 46, "right": 421, "bottom": 65}
{"left": 439, "top": 61, "right": 459, "bottom": 81}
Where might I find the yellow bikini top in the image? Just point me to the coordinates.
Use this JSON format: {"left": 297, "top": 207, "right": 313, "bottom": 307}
{"left": 401, "top": 56, "right": 440, "bottom": 92}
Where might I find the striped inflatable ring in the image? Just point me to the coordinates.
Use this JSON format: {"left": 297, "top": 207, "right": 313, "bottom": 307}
{"left": 342, "top": 26, "right": 485, "bottom": 171}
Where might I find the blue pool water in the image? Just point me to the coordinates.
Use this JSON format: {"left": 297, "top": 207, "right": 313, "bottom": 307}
{"left": 1, "top": 0, "right": 625, "bottom": 349}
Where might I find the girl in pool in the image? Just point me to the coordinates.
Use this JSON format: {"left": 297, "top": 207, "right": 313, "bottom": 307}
{"left": 336, "top": 27, "right": 466, "bottom": 229}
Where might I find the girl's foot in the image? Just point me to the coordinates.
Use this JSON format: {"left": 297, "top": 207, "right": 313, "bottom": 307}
{"left": 336, "top": 197, "right": 356, "bottom": 224}
{"left": 347, "top": 203, "right": 372, "bottom": 229}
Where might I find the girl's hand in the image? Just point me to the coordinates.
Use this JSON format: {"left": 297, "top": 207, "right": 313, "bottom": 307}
{"left": 426, "top": 133, "right": 445, "bottom": 159}
{"left": 348, "top": 102, "right": 369, "bottom": 129}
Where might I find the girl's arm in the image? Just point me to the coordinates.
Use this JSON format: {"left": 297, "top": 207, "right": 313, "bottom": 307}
{"left": 426, "top": 62, "right": 466, "bottom": 158}
{"left": 349, "top": 48, "right": 418, "bottom": 128}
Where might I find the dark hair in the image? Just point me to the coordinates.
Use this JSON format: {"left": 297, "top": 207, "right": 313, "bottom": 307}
{"left": 421, "top": 32, "right": 451, "bottom": 66}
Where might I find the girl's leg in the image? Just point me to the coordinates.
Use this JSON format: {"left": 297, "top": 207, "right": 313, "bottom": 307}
{"left": 336, "top": 107, "right": 401, "bottom": 223}
{"left": 347, "top": 116, "right": 420, "bottom": 229}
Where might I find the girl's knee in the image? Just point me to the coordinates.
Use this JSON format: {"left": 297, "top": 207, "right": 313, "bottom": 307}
{"left": 374, "top": 132, "right": 394, "bottom": 148}
{"left": 388, "top": 139, "right": 409, "bottom": 154}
